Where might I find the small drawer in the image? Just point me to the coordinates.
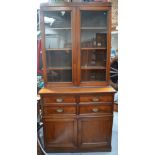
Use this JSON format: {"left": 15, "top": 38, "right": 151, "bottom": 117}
{"left": 80, "top": 94, "right": 113, "bottom": 103}
{"left": 43, "top": 104, "right": 76, "bottom": 115}
{"left": 43, "top": 95, "right": 76, "bottom": 103}
{"left": 79, "top": 103, "right": 113, "bottom": 114}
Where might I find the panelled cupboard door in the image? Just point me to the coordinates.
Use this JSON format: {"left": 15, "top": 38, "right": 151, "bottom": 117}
{"left": 78, "top": 115, "right": 113, "bottom": 150}
{"left": 43, "top": 118, "right": 77, "bottom": 151}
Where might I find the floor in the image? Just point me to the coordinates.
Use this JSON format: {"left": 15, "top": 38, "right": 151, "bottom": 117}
{"left": 46, "top": 112, "right": 118, "bottom": 155}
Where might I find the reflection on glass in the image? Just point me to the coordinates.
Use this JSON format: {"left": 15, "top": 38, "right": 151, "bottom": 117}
{"left": 81, "top": 31, "right": 107, "bottom": 48}
{"left": 46, "top": 50, "right": 72, "bottom": 68}
{"left": 81, "top": 70, "right": 106, "bottom": 82}
{"left": 80, "top": 11, "right": 108, "bottom": 82}
{"left": 47, "top": 70, "right": 72, "bottom": 82}
{"left": 81, "top": 11, "right": 107, "bottom": 28}
{"left": 44, "top": 11, "right": 71, "bottom": 49}
{"left": 81, "top": 11, "right": 107, "bottom": 48}
{"left": 44, "top": 11, "right": 72, "bottom": 82}
{"left": 81, "top": 50, "right": 107, "bottom": 67}
{"left": 44, "top": 11, "right": 71, "bottom": 28}
{"left": 45, "top": 31, "right": 71, "bottom": 49}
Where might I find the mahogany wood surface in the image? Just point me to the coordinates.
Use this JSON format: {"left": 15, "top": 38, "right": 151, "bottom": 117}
{"left": 39, "top": 2, "right": 115, "bottom": 153}
{"left": 40, "top": 2, "right": 111, "bottom": 8}
{"left": 40, "top": 91, "right": 115, "bottom": 152}
{"left": 40, "top": 2, "right": 111, "bottom": 87}
{"left": 78, "top": 115, "right": 113, "bottom": 149}
{"left": 79, "top": 93, "right": 113, "bottom": 102}
{"left": 79, "top": 103, "right": 113, "bottom": 114}
{"left": 43, "top": 105, "right": 76, "bottom": 115}
{"left": 43, "top": 95, "right": 76, "bottom": 103}
{"left": 43, "top": 117, "right": 77, "bottom": 152}
{"left": 39, "top": 86, "right": 116, "bottom": 94}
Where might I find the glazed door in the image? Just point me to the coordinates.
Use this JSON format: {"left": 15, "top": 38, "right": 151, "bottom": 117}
{"left": 43, "top": 117, "right": 77, "bottom": 151}
{"left": 41, "top": 8, "right": 76, "bottom": 86}
{"left": 78, "top": 116, "right": 113, "bottom": 150}
{"left": 77, "top": 8, "right": 111, "bottom": 86}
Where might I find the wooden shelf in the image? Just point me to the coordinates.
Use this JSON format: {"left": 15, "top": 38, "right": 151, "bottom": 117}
{"left": 81, "top": 27, "right": 107, "bottom": 30}
{"left": 81, "top": 66, "right": 106, "bottom": 70}
{"left": 48, "top": 28, "right": 71, "bottom": 30}
{"left": 81, "top": 47, "right": 107, "bottom": 50}
{"left": 46, "top": 48, "right": 71, "bottom": 51}
{"left": 47, "top": 67, "right": 72, "bottom": 70}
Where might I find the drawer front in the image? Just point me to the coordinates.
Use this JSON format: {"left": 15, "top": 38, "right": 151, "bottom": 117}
{"left": 79, "top": 103, "right": 113, "bottom": 114}
{"left": 43, "top": 105, "right": 76, "bottom": 115}
{"left": 80, "top": 94, "right": 113, "bottom": 103}
{"left": 43, "top": 95, "right": 76, "bottom": 103}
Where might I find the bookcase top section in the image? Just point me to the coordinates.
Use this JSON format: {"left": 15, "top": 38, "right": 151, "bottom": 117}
{"left": 40, "top": 2, "right": 111, "bottom": 8}
{"left": 39, "top": 86, "right": 116, "bottom": 95}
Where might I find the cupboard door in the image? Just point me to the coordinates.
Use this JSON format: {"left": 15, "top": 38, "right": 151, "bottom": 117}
{"left": 77, "top": 9, "right": 111, "bottom": 86}
{"left": 43, "top": 117, "right": 77, "bottom": 151}
{"left": 80, "top": 10, "right": 108, "bottom": 83}
{"left": 78, "top": 115, "right": 113, "bottom": 150}
{"left": 42, "top": 9, "right": 75, "bottom": 83}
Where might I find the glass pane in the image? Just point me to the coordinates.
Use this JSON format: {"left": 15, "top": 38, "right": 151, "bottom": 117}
{"left": 44, "top": 11, "right": 72, "bottom": 82}
{"left": 81, "top": 11, "right": 108, "bottom": 82}
{"left": 81, "top": 70, "right": 106, "bottom": 82}
{"left": 81, "top": 31, "right": 107, "bottom": 48}
{"left": 46, "top": 50, "right": 72, "bottom": 68}
{"left": 47, "top": 70, "right": 72, "bottom": 82}
{"left": 81, "top": 50, "right": 107, "bottom": 67}
{"left": 81, "top": 11, "right": 107, "bottom": 48}
{"left": 81, "top": 11, "right": 107, "bottom": 28}
{"left": 44, "top": 11, "right": 71, "bottom": 49}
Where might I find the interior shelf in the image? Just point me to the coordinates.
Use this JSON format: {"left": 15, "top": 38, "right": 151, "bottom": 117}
{"left": 46, "top": 48, "right": 71, "bottom": 51}
{"left": 81, "top": 47, "right": 107, "bottom": 50}
{"left": 81, "top": 66, "right": 106, "bottom": 70}
{"left": 47, "top": 67, "right": 72, "bottom": 70}
{"left": 81, "top": 27, "right": 107, "bottom": 30}
{"left": 48, "top": 28, "right": 71, "bottom": 30}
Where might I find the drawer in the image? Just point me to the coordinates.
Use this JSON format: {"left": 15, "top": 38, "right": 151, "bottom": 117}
{"left": 80, "top": 94, "right": 113, "bottom": 103}
{"left": 79, "top": 103, "right": 113, "bottom": 114}
{"left": 43, "top": 104, "right": 76, "bottom": 115}
{"left": 43, "top": 95, "right": 76, "bottom": 103}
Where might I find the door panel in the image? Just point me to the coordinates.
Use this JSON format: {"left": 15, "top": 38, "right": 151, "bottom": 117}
{"left": 43, "top": 10, "right": 74, "bottom": 83}
{"left": 80, "top": 10, "right": 108, "bottom": 83}
{"left": 76, "top": 8, "right": 111, "bottom": 86}
{"left": 78, "top": 115, "right": 113, "bottom": 149}
{"left": 43, "top": 117, "right": 77, "bottom": 150}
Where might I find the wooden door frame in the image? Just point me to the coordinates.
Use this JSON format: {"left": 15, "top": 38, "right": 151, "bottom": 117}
{"left": 40, "top": 6, "right": 77, "bottom": 87}
{"left": 76, "top": 6, "right": 111, "bottom": 87}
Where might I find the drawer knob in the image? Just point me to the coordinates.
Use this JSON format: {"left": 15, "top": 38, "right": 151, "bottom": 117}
{"left": 92, "top": 108, "right": 99, "bottom": 113}
{"left": 56, "top": 108, "right": 64, "bottom": 113}
{"left": 92, "top": 97, "right": 99, "bottom": 102}
{"left": 56, "top": 98, "right": 63, "bottom": 103}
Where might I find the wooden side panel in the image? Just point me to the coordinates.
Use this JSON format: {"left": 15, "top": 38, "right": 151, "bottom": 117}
{"left": 43, "top": 117, "right": 77, "bottom": 152}
{"left": 78, "top": 115, "right": 113, "bottom": 150}
{"left": 40, "top": 10, "right": 47, "bottom": 83}
{"left": 106, "top": 8, "right": 112, "bottom": 83}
